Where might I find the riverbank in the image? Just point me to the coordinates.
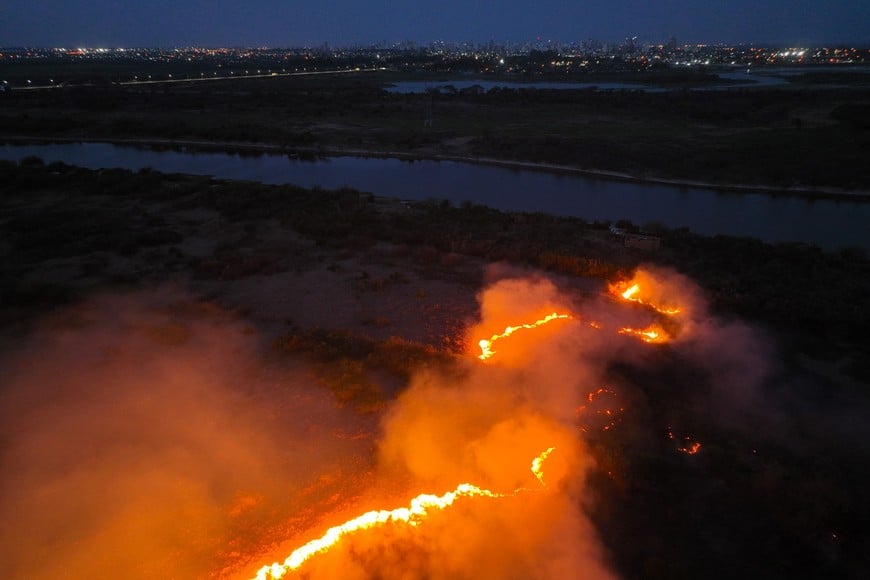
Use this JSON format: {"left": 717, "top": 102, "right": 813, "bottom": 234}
{"left": 5, "top": 137, "right": 870, "bottom": 250}
{"left": 2, "top": 76, "right": 867, "bottom": 192}
{"left": 4, "top": 135, "right": 869, "bottom": 201}
{"left": 2, "top": 159, "right": 867, "bottom": 344}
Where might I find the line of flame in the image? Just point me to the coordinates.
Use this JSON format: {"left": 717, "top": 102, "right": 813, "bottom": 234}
{"left": 253, "top": 448, "right": 557, "bottom": 579}
{"left": 618, "top": 283, "right": 681, "bottom": 315}
{"left": 477, "top": 313, "right": 571, "bottom": 360}
{"left": 618, "top": 326, "right": 669, "bottom": 343}
{"left": 253, "top": 484, "right": 503, "bottom": 580}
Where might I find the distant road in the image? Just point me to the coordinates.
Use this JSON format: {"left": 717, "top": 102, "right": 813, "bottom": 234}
{"left": 8, "top": 67, "right": 386, "bottom": 91}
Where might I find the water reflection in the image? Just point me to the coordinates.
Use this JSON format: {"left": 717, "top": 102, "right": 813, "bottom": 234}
{"left": 1, "top": 142, "right": 867, "bottom": 250}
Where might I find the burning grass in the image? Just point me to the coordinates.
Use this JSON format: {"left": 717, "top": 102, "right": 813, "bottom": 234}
{"left": 0, "top": 162, "right": 869, "bottom": 579}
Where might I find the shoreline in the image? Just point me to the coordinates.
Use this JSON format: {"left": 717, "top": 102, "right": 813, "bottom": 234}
{"left": 3, "top": 134, "right": 869, "bottom": 202}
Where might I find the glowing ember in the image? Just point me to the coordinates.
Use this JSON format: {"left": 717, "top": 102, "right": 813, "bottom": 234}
{"left": 576, "top": 387, "right": 624, "bottom": 433}
{"left": 680, "top": 441, "right": 702, "bottom": 455}
{"left": 612, "top": 282, "right": 681, "bottom": 315}
{"left": 531, "top": 447, "right": 556, "bottom": 485}
{"left": 253, "top": 449, "right": 556, "bottom": 579}
{"left": 668, "top": 430, "right": 702, "bottom": 455}
{"left": 477, "top": 312, "right": 571, "bottom": 360}
{"left": 618, "top": 326, "right": 669, "bottom": 343}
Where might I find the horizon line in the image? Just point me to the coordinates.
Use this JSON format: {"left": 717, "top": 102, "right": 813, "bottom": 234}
{"left": 2, "top": 40, "right": 869, "bottom": 51}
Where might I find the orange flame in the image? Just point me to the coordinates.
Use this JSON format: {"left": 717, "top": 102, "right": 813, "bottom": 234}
{"left": 618, "top": 326, "right": 669, "bottom": 343}
{"left": 621, "top": 284, "right": 640, "bottom": 300}
{"left": 680, "top": 441, "right": 702, "bottom": 455}
{"left": 252, "top": 484, "right": 503, "bottom": 579}
{"left": 253, "top": 448, "right": 556, "bottom": 579}
{"left": 477, "top": 313, "right": 571, "bottom": 360}
{"left": 613, "top": 282, "right": 681, "bottom": 315}
{"left": 531, "top": 447, "right": 556, "bottom": 485}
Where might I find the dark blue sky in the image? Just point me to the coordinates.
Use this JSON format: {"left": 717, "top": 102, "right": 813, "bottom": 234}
{"left": 2, "top": 1, "right": 867, "bottom": 47}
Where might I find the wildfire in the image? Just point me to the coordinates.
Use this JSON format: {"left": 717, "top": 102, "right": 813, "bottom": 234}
{"left": 621, "top": 284, "right": 640, "bottom": 300}
{"left": 531, "top": 447, "right": 556, "bottom": 485}
{"left": 477, "top": 312, "right": 571, "bottom": 360}
{"left": 253, "top": 448, "right": 556, "bottom": 579}
{"left": 618, "top": 326, "right": 669, "bottom": 343}
{"left": 612, "top": 282, "right": 681, "bottom": 316}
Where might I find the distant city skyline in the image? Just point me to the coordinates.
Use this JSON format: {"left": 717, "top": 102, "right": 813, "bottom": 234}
{"left": 1, "top": 0, "right": 868, "bottom": 48}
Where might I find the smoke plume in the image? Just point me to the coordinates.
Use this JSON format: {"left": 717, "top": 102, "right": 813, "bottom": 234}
{"left": 1, "top": 263, "right": 778, "bottom": 580}
{"left": 0, "top": 288, "right": 371, "bottom": 579}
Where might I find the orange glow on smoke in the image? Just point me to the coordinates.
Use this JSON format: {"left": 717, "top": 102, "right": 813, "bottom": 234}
{"left": 612, "top": 282, "right": 681, "bottom": 316}
{"left": 618, "top": 326, "right": 669, "bottom": 343}
{"left": 253, "top": 448, "right": 556, "bottom": 579}
{"left": 477, "top": 313, "right": 571, "bottom": 360}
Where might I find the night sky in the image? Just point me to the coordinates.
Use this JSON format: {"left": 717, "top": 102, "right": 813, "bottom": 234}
{"left": 2, "top": 0, "right": 868, "bottom": 47}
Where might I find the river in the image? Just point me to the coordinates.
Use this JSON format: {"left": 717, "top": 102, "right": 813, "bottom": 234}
{"left": 1, "top": 142, "right": 867, "bottom": 251}
{"left": 384, "top": 70, "right": 791, "bottom": 94}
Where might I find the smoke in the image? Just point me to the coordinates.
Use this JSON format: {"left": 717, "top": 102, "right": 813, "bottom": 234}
{"left": 619, "top": 265, "right": 775, "bottom": 417}
{"left": 276, "top": 273, "right": 616, "bottom": 580}
{"left": 0, "top": 263, "right": 779, "bottom": 580}
{"left": 367, "top": 366, "right": 612, "bottom": 579}
{"left": 305, "top": 263, "right": 777, "bottom": 579}
{"left": 0, "top": 288, "right": 371, "bottom": 580}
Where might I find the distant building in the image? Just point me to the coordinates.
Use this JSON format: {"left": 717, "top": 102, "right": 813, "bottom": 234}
{"left": 609, "top": 225, "right": 660, "bottom": 251}
{"left": 624, "top": 233, "right": 661, "bottom": 251}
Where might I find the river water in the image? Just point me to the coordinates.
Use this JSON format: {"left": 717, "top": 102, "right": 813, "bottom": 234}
{"left": 1, "top": 142, "right": 867, "bottom": 250}
{"left": 385, "top": 66, "right": 870, "bottom": 94}
{"left": 384, "top": 70, "right": 793, "bottom": 94}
